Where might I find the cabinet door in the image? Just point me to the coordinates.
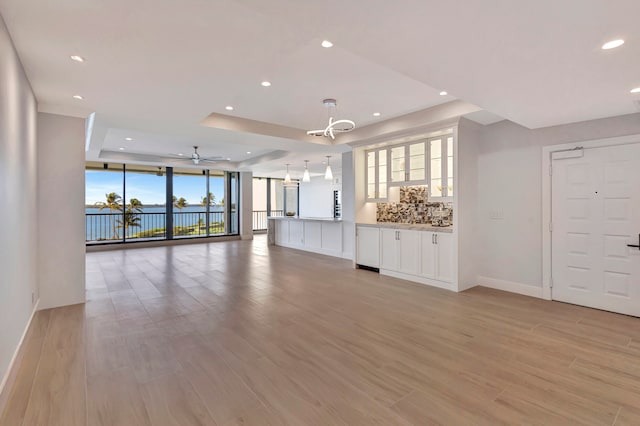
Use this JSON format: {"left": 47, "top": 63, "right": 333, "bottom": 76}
{"left": 435, "top": 233, "right": 454, "bottom": 283}
{"left": 380, "top": 229, "right": 398, "bottom": 270}
{"left": 398, "top": 230, "right": 420, "bottom": 275}
{"left": 356, "top": 226, "right": 380, "bottom": 268}
{"left": 390, "top": 146, "right": 406, "bottom": 183}
{"left": 407, "top": 142, "right": 426, "bottom": 182}
{"left": 378, "top": 149, "right": 388, "bottom": 199}
{"left": 419, "top": 232, "right": 437, "bottom": 279}
{"left": 366, "top": 150, "right": 377, "bottom": 200}
{"left": 429, "top": 136, "right": 454, "bottom": 199}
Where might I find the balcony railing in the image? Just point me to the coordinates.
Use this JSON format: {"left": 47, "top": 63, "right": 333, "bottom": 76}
{"left": 86, "top": 211, "right": 226, "bottom": 242}
{"left": 252, "top": 210, "right": 283, "bottom": 231}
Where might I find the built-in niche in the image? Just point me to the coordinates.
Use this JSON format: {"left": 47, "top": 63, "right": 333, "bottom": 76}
{"left": 376, "top": 185, "right": 453, "bottom": 225}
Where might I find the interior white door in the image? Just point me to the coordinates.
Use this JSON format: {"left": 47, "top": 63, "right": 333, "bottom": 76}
{"left": 552, "top": 143, "right": 640, "bottom": 316}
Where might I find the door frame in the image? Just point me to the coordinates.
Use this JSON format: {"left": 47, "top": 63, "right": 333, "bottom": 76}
{"left": 542, "top": 134, "right": 640, "bottom": 301}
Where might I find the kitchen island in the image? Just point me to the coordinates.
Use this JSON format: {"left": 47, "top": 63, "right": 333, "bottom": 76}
{"left": 267, "top": 216, "right": 347, "bottom": 259}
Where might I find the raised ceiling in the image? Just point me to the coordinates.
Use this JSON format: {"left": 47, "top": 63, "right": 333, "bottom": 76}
{"left": 1, "top": 0, "right": 638, "bottom": 174}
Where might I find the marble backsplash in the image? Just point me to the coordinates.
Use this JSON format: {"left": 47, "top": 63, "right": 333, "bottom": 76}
{"left": 377, "top": 186, "right": 453, "bottom": 224}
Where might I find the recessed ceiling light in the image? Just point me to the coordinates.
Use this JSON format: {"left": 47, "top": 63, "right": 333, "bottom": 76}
{"left": 372, "top": 112, "right": 381, "bottom": 117}
{"left": 125, "top": 137, "right": 133, "bottom": 141}
{"left": 440, "top": 91, "right": 448, "bottom": 96}
{"left": 70, "top": 55, "right": 84, "bottom": 62}
{"left": 246, "top": 151, "right": 251, "bottom": 154}
{"left": 178, "top": 153, "right": 184, "bottom": 156}
{"left": 261, "top": 81, "right": 271, "bottom": 87}
{"left": 227, "top": 157, "right": 231, "bottom": 161}
{"left": 72, "top": 95, "right": 83, "bottom": 100}
{"left": 631, "top": 87, "right": 640, "bottom": 94}
{"left": 225, "top": 106, "right": 234, "bottom": 111}
{"left": 602, "top": 39, "right": 624, "bottom": 50}
{"left": 321, "top": 40, "right": 333, "bottom": 48}
{"left": 119, "top": 147, "right": 125, "bottom": 151}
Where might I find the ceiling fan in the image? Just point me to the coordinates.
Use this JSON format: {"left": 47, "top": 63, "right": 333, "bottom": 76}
{"left": 172, "top": 146, "right": 230, "bottom": 165}
{"left": 306, "top": 98, "right": 356, "bottom": 141}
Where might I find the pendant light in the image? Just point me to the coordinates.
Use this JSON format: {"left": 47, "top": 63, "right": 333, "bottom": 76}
{"left": 302, "top": 160, "right": 311, "bottom": 182}
{"left": 284, "top": 164, "right": 292, "bottom": 185}
{"left": 324, "top": 156, "right": 333, "bottom": 181}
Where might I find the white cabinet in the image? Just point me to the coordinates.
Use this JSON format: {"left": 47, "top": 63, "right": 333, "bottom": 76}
{"left": 355, "top": 224, "right": 454, "bottom": 288}
{"left": 365, "top": 148, "right": 388, "bottom": 201}
{"left": 419, "top": 232, "right": 453, "bottom": 282}
{"left": 356, "top": 226, "right": 380, "bottom": 268}
{"left": 381, "top": 229, "right": 420, "bottom": 275}
{"left": 436, "top": 232, "right": 454, "bottom": 283}
{"left": 364, "top": 134, "right": 454, "bottom": 201}
{"left": 380, "top": 229, "right": 398, "bottom": 270}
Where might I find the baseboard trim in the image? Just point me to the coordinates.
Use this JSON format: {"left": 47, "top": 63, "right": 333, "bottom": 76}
{"left": 477, "top": 276, "right": 543, "bottom": 299}
{"left": 380, "top": 269, "right": 454, "bottom": 292}
{"left": 0, "top": 299, "right": 40, "bottom": 414}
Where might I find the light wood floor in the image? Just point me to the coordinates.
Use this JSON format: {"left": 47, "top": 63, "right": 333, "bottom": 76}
{"left": 2, "top": 235, "right": 640, "bottom": 425}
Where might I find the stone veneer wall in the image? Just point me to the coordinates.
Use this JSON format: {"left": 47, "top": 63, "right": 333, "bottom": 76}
{"left": 377, "top": 186, "right": 453, "bottom": 224}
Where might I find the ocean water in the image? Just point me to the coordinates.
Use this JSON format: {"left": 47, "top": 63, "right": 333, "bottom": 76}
{"left": 85, "top": 205, "right": 226, "bottom": 241}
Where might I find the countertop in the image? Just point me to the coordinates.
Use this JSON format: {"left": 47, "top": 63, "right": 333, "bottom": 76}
{"left": 357, "top": 222, "right": 454, "bottom": 233}
{"left": 268, "top": 216, "right": 342, "bottom": 222}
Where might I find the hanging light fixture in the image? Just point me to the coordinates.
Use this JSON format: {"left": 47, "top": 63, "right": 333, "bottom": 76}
{"left": 284, "top": 163, "right": 292, "bottom": 185}
{"left": 324, "top": 156, "right": 333, "bottom": 180}
{"left": 306, "top": 99, "right": 356, "bottom": 141}
{"left": 302, "top": 160, "right": 311, "bottom": 182}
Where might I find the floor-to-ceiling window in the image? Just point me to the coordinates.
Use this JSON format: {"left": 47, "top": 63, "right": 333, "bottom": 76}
{"left": 173, "top": 168, "right": 208, "bottom": 238}
{"left": 85, "top": 162, "right": 239, "bottom": 244}
{"left": 251, "top": 177, "right": 289, "bottom": 230}
{"left": 85, "top": 163, "right": 124, "bottom": 242}
{"left": 124, "top": 165, "right": 166, "bottom": 240}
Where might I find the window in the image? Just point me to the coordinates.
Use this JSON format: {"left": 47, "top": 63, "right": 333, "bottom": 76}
{"left": 173, "top": 168, "right": 208, "bottom": 238}
{"left": 86, "top": 163, "right": 124, "bottom": 242}
{"left": 85, "top": 162, "right": 240, "bottom": 244}
{"left": 124, "top": 166, "right": 166, "bottom": 241}
{"left": 209, "top": 171, "right": 225, "bottom": 235}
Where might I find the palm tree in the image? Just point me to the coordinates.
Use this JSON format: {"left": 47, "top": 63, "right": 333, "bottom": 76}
{"left": 118, "top": 198, "right": 143, "bottom": 237}
{"left": 173, "top": 196, "right": 188, "bottom": 229}
{"left": 173, "top": 196, "right": 188, "bottom": 210}
{"left": 200, "top": 192, "right": 215, "bottom": 207}
{"left": 95, "top": 192, "right": 122, "bottom": 239}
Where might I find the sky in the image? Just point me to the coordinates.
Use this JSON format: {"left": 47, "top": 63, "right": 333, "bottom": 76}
{"left": 86, "top": 170, "right": 225, "bottom": 206}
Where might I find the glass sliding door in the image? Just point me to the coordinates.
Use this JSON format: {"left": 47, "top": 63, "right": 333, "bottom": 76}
{"left": 252, "top": 177, "right": 268, "bottom": 230}
{"left": 227, "top": 172, "right": 239, "bottom": 234}
{"left": 85, "top": 163, "right": 242, "bottom": 243}
{"left": 123, "top": 165, "right": 166, "bottom": 241}
{"left": 208, "top": 171, "right": 225, "bottom": 235}
{"left": 270, "top": 179, "right": 284, "bottom": 217}
{"left": 85, "top": 162, "right": 124, "bottom": 243}
{"left": 173, "top": 168, "right": 208, "bottom": 238}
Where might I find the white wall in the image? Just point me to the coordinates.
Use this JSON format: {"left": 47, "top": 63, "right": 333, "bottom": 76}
{"left": 0, "top": 14, "right": 38, "bottom": 392}
{"left": 37, "top": 113, "right": 86, "bottom": 310}
{"left": 299, "top": 175, "right": 340, "bottom": 218}
{"left": 341, "top": 151, "right": 355, "bottom": 260}
{"left": 476, "top": 113, "right": 640, "bottom": 291}
{"left": 456, "top": 119, "right": 480, "bottom": 291}
{"left": 239, "top": 171, "right": 253, "bottom": 239}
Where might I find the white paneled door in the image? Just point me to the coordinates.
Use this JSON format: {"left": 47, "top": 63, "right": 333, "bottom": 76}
{"left": 552, "top": 143, "right": 640, "bottom": 316}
